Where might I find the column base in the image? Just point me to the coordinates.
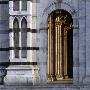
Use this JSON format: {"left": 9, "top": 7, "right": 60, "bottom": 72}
{"left": 48, "top": 74, "right": 56, "bottom": 81}
{"left": 56, "top": 75, "right": 64, "bottom": 80}
{"left": 4, "top": 65, "right": 40, "bottom": 85}
{"left": 64, "top": 75, "right": 69, "bottom": 79}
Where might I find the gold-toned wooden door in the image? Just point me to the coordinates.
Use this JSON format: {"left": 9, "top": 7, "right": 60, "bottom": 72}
{"left": 48, "top": 10, "right": 73, "bottom": 82}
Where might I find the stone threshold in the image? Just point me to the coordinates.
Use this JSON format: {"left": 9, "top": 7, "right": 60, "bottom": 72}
{"left": 0, "top": 84, "right": 90, "bottom": 89}
{"left": 48, "top": 78, "right": 73, "bottom": 84}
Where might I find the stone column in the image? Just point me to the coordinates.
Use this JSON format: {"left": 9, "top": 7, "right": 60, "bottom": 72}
{"left": 56, "top": 24, "right": 63, "bottom": 80}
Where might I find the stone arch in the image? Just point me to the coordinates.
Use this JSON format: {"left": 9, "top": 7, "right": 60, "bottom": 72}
{"left": 13, "top": 17, "right": 20, "bottom": 28}
{"left": 41, "top": 2, "right": 77, "bottom": 29}
{"left": 47, "top": 9, "right": 73, "bottom": 82}
{"left": 39, "top": 1, "right": 79, "bottom": 84}
{"left": 21, "top": 17, "right": 27, "bottom": 28}
{"left": 13, "top": 17, "right": 19, "bottom": 29}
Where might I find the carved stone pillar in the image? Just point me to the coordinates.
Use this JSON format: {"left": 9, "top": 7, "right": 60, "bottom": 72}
{"left": 48, "top": 15, "right": 56, "bottom": 81}
{"left": 55, "top": 19, "right": 63, "bottom": 80}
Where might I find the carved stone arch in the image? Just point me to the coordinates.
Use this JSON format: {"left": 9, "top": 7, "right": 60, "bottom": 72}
{"left": 21, "top": 17, "right": 27, "bottom": 28}
{"left": 13, "top": 17, "right": 20, "bottom": 22}
{"left": 40, "top": 1, "right": 79, "bottom": 84}
{"left": 47, "top": 9, "right": 73, "bottom": 82}
{"left": 19, "top": 17, "right": 27, "bottom": 28}
{"left": 41, "top": 2, "right": 77, "bottom": 29}
{"left": 13, "top": 17, "right": 19, "bottom": 29}
{"left": 21, "top": 16, "right": 27, "bottom": 22}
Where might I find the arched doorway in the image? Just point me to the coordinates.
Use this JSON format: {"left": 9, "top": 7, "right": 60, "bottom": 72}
{"left": 48, "top": 10, "right": 73, "bottom": 82}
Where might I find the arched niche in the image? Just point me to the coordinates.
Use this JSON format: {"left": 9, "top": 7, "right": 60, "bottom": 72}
{"left": 48, "top": 9, "right": 73, "bottom": 82}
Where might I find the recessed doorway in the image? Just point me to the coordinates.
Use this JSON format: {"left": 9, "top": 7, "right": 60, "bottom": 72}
{"left": 48, "top": 10, "right": 73, "bottom": 82}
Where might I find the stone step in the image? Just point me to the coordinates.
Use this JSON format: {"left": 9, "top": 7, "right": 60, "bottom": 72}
{"left": 0, "top": 85, "right": 90, "bottom": 90}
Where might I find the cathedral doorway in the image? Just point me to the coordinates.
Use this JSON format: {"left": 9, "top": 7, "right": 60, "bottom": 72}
{"left": 48, "top": 10, "right": 73, "bottom": 82}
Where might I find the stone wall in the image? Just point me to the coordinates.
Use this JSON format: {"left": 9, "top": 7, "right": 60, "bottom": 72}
{"left": 37, "top": 0, "right": 81, "bottom": 85}
{"left": 0, "top": 0, "right": 90, "bottom": 89}
{"left": 0, "top": 0, "right": 9, "bottom": 84}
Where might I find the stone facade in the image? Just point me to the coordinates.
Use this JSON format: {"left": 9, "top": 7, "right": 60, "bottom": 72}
{"left": 0, "top": 0, "right": 90, "bottom": 90}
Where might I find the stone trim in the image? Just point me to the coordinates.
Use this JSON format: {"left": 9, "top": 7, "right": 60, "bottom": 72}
{"left": 9, "top": 0, "right": 31, "bottom": 1}
{"left": 0, "top": 62, "right": 37, "bottom": 66}
{"left": 0, "top": 48, "right": 9, "bottom": 51}
{"left": 27, "top": 28, "right": 37, "bottom": 33}
{"left": 9, "top": 28, "right": 38, "bottom": 33}
{"left": 0, "top": 47, "right": 39, "bottom": 51}
{"left": 0, "top": 1, "right": 8, "bottom": 4}
{"left": 9, "top": 47, "right": 39, "bottom": 50}
{"left": 9, "top": 28, "right": 20, "bottom": 32}
{"left": 39, "top": 27, "right": 48, "bottom": 31}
